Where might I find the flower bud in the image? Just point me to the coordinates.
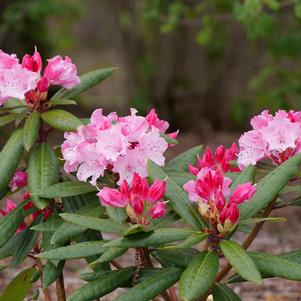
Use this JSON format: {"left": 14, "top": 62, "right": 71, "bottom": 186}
{"left": 151, "top": 202, "right": 167, "bottom": 219}
{"left": 148, "top": 179, "right": 166, "bottom": 203}
{"left": 230, "top": 183, "right": 256, "bottom": 205}
{"left": 22, "top": 51, "right": 42, "bottom": 73}
{"left": 37, "top": 76, "right": 49, "bottom": 92}
{"left": 9, "top": 171, "right": 27, "bottom": 191}
{"left": 97, "top": 187, "right": 126, "bottom": 208}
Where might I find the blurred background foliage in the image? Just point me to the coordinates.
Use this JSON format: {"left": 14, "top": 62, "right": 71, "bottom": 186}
{"left": 1, "top": 0, "right": 301, "bottom": 135}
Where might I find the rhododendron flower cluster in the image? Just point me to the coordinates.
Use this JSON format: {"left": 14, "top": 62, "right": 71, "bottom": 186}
{"left": 188, "top": 144, "right": 239, "bottom": 176}
{"left": 62, "top": 108, "right": 176, "bottom": 185}
{"left": 184, "top": 166, "right": 256, "bottom": 234}
{"left": 238, "top": 110, "right": 301, "bottom": 168}
{"left": 98, "top": 173, "right": 167, "bottom": 225}
{"left": 0, "top": 49, "right": 80, "bottom": 107}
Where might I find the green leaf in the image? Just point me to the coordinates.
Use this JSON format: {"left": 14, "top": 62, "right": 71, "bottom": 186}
{"left": 114, "top": 267, "right": 183, "bottom": 301}
{"left": 89, "top": 247, "right": 127, "bottom": 268}
{"left": 161, "top": 133, "right": 178, "bottom": 145}
{"left": 48, "top": 98, "right": 77, "bottom": 106}
{"left": 230, "top": 165, "right": 256, "bottom": 191}
{"left": 220, "top": 240, "right": 262, "bottom": 283}
{"left": 0, "top": 230, "right": 26, "bottom": 259}
{"left": 28, "top": 143, "right": 60, "bottom": 208}
{"left": 51, "top": 204, "right": 105, "bottom": 244}
{"left": 106, "top": 207, "right": 127, "bottom": 224}
{"left": 0, "top": 268, "right": 36, "bottom": 301}
{"left": 239, "top": 217, "right": 286, "bottom": 225}
{"left": 53, "top": 67, "right": 117, "bottom": 100}
{"left": 0, "top": 114, "right": 18, "bottom": 127}
{"left": 0, "top": 202, "right": 25, "bottom": 248}
{"left": 147, "top": 161, "right": 206, "bottom": 229}
{"left": 36, "top": 240, "right": 106, "bottom": 260}
{"left": 23, "top": 112, "right": 40, "bottom": 151}
{"left": 164, "top": 169, "right": 196, "bottom": 186}
{"left": 166, "top": 145, "right": 203, "bottom": 171}
{"left": 0, "top": 128, "right": 23, "bottom": 191}
{"left": 123, "top": 224, "right": 146, "bottom": 236}
{"left": 240, "top": 153, "right": 301, "bottom": 219}
{"left": 31, "top": 216, "right": 63, "bottom": 232}
{"left": 212, "top": 283, "right": 242, "bottom": 301}
{"left": 42, "top": 261, "right": 65, "bottom": 288}
{"left": 164, "top": 232, "right": 208, "bottom": 249}
{"left": 67, "top": 267, "right": 133, "bottom": 301}
{"left": 60, "top": 213, "right": 126, "bottom": 233}
{"left": 41, "top": 109, "right": 83, "bottom": 132}
{"left": 11, "top": 217, "right": 42, "bottom": 266}
{"left": 152, "top": 248, "right": 200, "bottom": 268}
{"left": 36, "top": 181, "right": 96, "bottom": 198}
{"left": 104, "top": 228, "right": 194, "bottom": 248}
{"left": 179, "top": 251, "right": 219, "bottom": 301}
{"left": 248, "top": 251, "right": 301, "bottom": 281}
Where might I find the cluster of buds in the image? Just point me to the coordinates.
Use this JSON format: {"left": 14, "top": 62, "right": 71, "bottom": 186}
{"left": 188, "top": 144, "right": 239, "bottom": 176}
{"left": 98, "top": 173, "right": 167, "bottom": 225}
{"left": 0, "top": 49, "right": 80, "bottom": 110}
{"left": 184, "top": 149, "right": 256, "bottom": 235}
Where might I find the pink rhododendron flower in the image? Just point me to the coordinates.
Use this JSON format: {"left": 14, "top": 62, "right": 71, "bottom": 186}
{"left": 62, "top": 108, "right": 171, "bottom": 185}
{"left": 9, "top": 171, "right": 28, "bottom": 191}
{"left": 188, "top": 144, "right": 239, "bottom": 176}
{"left": 0, "top": 49, "right": 80, "bottom": 106}
{"left": 238, "top": 110, "right": 301, "bottom": 168}
{"left": 97, "top": 173, "right": 167, "bottom": 225}
{"left": 44, "top": 55, "right": 80, "bottom": 89}
{"left": 183, "top": 167, "right": 255, "bottom": 234}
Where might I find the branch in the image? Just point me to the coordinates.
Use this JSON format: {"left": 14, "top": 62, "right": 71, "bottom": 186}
{"left": 35, "top": 258, "right": 52, "bottom": 301}
{"left": 55, "top": 273, "right": 66, "bottom": 301}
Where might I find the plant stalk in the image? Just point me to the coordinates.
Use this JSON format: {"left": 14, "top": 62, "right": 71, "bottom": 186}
{"left": 55, "top": 273, "right": 66, "bottom": 301}
{"left": 35, "top": 258, "right": 52, "bottom": 301}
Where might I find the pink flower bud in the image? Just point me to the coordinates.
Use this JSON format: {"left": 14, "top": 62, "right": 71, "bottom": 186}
{"left": 120, "top": 180, "right": 131, "bottom": 202}
{"left": 215, "top": 145, "right": 225, "bottom": 163}
{"left": 225, "top": 203, "right": 239, "bottom": 223}
{"left": 9, "top": 171, "right": 27, "bottom": 191}
{"left": 215, "top": 191, "right": 226, "bottom": 212}
{"left": 37, "top": 76, "right": 49, "bottom": 92}
{"left": 230, "top": 183, "right": 256, "bottom": 205}
{"left": 23, "top": 191, "right": 30, "bottom": 201}
{"left": 148, "top": 179, "right": 166, "bottom": 203}
{"left": 131, "top": 173, "right": 149, "bottom": 200}
{"left": 202, "top": 147, "right": 214, "bottom": 168}
{"left": 151, "top": 201, "right": 167, "bottom": 219}
{"left": 44, "top": 55, "right": 80, "bottom": 89}
{"left": 97, "top": 187, "right": 126, "bottom": 208}
{"left": 131, "top": 197, "right": 144, "bottom": 215}
{"left": 22, "top": 51, "right": 42, "bottom": 73}
{"left": 188, "top": 164, "right": 199, "bottom": 176}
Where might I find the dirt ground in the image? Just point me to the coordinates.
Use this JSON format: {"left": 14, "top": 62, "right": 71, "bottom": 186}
{"left": 1, "top": 133, "right": 301, "bottom": 300}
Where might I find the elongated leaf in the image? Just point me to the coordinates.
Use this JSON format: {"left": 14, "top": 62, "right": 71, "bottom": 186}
{"left": 67, "top": 267, "right": 133, "bottom": 301}
{"left": 239, "top": 217, "right": 286, "bottom": 225}
{"left": 51, "top": 204, "right": 105, "bottom": 244}
{"left": 106, "top": 207, "right": 127, "bottom": 224}
{"left": 0, "top": 230, "right": 26, "bottom": 259}
{"left": 220, "top": 240, "right": 261, "bottom": 283}
{"left": 53, "top": 67, "right": 116, "bottom": 100}
{"left": 42, "top": 261, "right": 65, "bottom": 288}
{"left": 230, "top": 165, "right": 256, "bottom": 191}
{"left": 0, "top": 203, "right": 25, "bottom": 248}
{"left": 147, "top": 161, "right": 206, "bottom": 229}
{"left": 104, "top": 228, "right": 194, "bottom": 248}
{"left": 152, "top": 248, "right": 200, "bottom": 268}
{"left": 48, "top": 98, "right": 77, "bottom": 106}
{"left": 240, "top": 153, "right": 301, "bottom": 219}
{"left": 0, "top": 268, "right": 36, "bottom": 301}
{"left": 166, "top": 145, "right": 203, "bottom": 171}
{"left": 28, "top": 143, "right": 60, "bottom": 208}
{"left": 281, "top": 250, "right": 301, "bottom": 263}
{"left": 60, "top": 213, "right": 126, "bottom": 233}
{"left": 36, "top": 181, "right": 96, "bottom": 198}
{"left": 11, "top": 217, "right": 42, "bottom": 266}
{"left": 248, "top": 251, "right": 301, "bottom": 281}
{"left": 23, "top": 111, "right": 40, "bottom": 151}
{"left": 36, "top": 241, "right": 106, "bottom": 260}
{"left": 164, "top": 169, "right": 196, "bottom": 186}
{"left": 164, "top": 232, "right": 208, "bottom": 249}
{"left": 41, "top": 109, "right": 82, "bottom": 132}
{"left": 31, "top": 216, "right": 63, "bottom": 232}
{"left": 114, "top": 267, "right": 182, "bottom": 301}
{"left": 0, "top": 114, "right": 18, "bottom": 127}
{"left": 90, "top": 247, "right": 127, "bottom": 267}
{"left": 212, "top": 283, "right": 241, "bottom": 301}
{"left": 0, "top": 128, "right": 23, "bottom": 190}
{"left": 179, "top": 251, "right": 218, "bottom": 301}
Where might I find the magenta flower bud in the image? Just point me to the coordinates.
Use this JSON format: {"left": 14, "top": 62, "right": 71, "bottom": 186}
{"left": 131, "top": 173, "right": 149, "bottom": 200}
{"left": 120, "top": 180, "right": 131, "bottom": 202}
{"left": 188, "top": 164, "right": 199, "bottom": 176}
{"left": 22, "top": 51, "right": 42, "bottom": 73}
{"left": 148, "top": 179, "right": 166, "bottom": 203}
{"left": 202, "top": 147, "right": 214, "bottom": 168}
{"left": 215, "top": 145, "right": 225, "bottom": 163}
{"left": 215, "top": 191, "right": 226, "bottom": 212}
{"left": 131, "top": 197, "right": 144, "bottom": 215}
{"left": 230, "top": 182, "right": 256, "bottom": 205}
{"left": 37, "top": 76, "right": 49, "bottom": 92}
{"left": 97, "top": 187, "right": 126, "bottom": 208}
{"left": 151, "top": 201, "right": 167, "bottom": 219}
{"left": 9, "top": 171, "right": 27, "bottom": 191}
{"left": 225, "top": 203, "right": 239, "bottom": 223}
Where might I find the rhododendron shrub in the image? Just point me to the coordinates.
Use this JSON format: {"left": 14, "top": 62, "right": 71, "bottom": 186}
{"left": 1, "top": 50, "right": 301, "bottom": 301}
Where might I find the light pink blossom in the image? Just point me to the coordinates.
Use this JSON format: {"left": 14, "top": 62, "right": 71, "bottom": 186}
{"left": 44, "top": 55, "right": 80, "bottom": 89}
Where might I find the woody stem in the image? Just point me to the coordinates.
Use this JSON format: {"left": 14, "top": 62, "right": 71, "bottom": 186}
{"left": 55, "top": 273, "right": 66, "bottom": 301}
{"left": 35, "top": 258, "right": 52, "bottom": 301}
